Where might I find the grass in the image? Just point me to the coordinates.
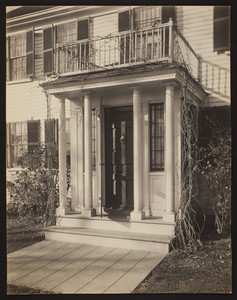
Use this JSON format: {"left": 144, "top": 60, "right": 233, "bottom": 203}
{"left": 7, "top": 215, "right": 232, "bottom": 294}
{"left": 133, "top": 238, "right": 232, "bottom": 293}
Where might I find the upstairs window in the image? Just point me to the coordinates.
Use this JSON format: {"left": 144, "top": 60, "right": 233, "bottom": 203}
{"left": 214, "top": 6, "right": 230, "bottom": 52}
{"left": 8, "top": 33, "right": 26, "bottom": 81}
{"left": 7, "top": 30, "right": 35, "bottom": 81}
{"left": 162, "top": 6, "right": 176, "bottom": 23}
{"left": 134, "top": 6, "right": 160, "bottom": 29}
{"left": 56, "top": 21, "right": 77, "bottom": 45}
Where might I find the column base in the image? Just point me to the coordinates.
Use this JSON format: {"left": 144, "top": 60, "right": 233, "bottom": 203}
{"left": 82, "top": 208, "right": 96, "bottom": 217}
{"left": 163, "top": 211, "right": 176, "bottom": 222}
{"left": 142, "top": 208, "right": 151, "bottom": 218}
{"left": 75, "top": 206, "right": 82, "bottom": 213}
{"left": 56, "top": 207, "right": 70, "bottom": 216}
{"left": 130, "top": 210, "right": 145, "bottom": 221}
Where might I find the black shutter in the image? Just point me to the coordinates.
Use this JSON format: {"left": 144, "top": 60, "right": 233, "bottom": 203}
{"left": 27, "top": 120, "right": 40, "bottom": 152}
{"left": 28, "top": 121, "right": 40, "bottom": 143}
{"left": 162, "top": 6, "right": 176, "bottom": 23}
{"left": 26, "top": 29, "right": 34, "bottom": 76}
{"left": 45, "top": 119, "right": 58, "bottom": 143}
{"left": 77, "top": 19, "right": 89, "bottom": 40}
{"left": 214, "top": 6, "right": 230, "bottom": 52}
{"left": 43, "top": 27, "right": 53, "bottom": 73}
{"left": 118, "top": 10, "right": 130, "bottom": 32}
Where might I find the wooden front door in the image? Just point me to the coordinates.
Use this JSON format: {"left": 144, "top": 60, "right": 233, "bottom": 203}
{"left": 105, "top": 106, "right": 133, "bottom": 209}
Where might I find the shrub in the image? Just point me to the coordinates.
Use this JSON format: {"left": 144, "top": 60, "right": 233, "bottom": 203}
{"left": 199, "top": 124, "right": 231, "bottom": 235}
{"left": 7, "top": 144, "right": 70, "bottom": 226}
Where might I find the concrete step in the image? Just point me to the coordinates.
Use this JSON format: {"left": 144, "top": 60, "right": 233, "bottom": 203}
{"left": 56, "top": 214, "right": 175, "bottom": 236}
{"left": 44, "top": 226, "right": 172, "bottom": 253}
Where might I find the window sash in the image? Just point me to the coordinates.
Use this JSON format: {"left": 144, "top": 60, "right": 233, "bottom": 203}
{"left": 134, "top": 6, "right": 161, "bottom": 29}
{"left": 8, "top": 120, "right": 40, "bottom": 167}
{"left": 150, "top": 103, "right": 164, "bottom": 171}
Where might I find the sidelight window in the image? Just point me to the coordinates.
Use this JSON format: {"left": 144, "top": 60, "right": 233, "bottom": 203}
{"left": 150, "top": 103, "right": 164, "bottom": 171}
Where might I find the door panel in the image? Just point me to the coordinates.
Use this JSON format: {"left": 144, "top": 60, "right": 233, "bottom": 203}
{"left": 105, "top": 107, "right": 133, "bottom": 209}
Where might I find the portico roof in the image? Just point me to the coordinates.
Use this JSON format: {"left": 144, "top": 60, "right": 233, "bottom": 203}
{"left": 40, "top": 62, "right": 207, "bottom": 101}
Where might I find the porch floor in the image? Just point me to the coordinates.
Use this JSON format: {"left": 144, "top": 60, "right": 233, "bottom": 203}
{"left": 7, "top": 240, "right": 165, "bottom": 294}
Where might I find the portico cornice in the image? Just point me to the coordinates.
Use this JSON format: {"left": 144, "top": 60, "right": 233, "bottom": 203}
{"left": 40, "top": 65, "right": 207, "bottom": 102}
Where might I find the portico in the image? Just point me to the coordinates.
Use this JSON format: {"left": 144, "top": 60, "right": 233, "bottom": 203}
{"left": 53, "top": 81, "right": 180, "bottom": 223}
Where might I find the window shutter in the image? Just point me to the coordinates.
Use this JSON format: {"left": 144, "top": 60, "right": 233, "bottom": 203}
{"left": 162, "top": 6, "right": 176, "bottom": 23}
{"left": 118, "top": 10, "right": 130, "bottom": 32}
{"left": 26, "top": 29, "right": 34, "bottom": 76}
{"left": 27, "top": 120, "right": 40, "bottom": 152}
{"left": 214, "top": 6, "right": 230, "bottom": 52}
{"left": 43, "top": 26, "right": 53, "bottom": 73}
{"left": 77, "top": 19, "right": 89, "bottom": 40}
{"left": 45, "top": 119, "right": 58, "bottom": 143}
{"left": 27, "top": 120, "right": 40, "bottom": 143}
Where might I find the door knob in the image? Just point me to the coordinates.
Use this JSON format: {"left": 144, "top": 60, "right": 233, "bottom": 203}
{"left": 120, "top": 134, "right": 126, "bottom": 144}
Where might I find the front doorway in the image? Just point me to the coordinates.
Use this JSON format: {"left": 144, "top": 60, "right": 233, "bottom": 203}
{"left": 104, "top": 106, "right": 134, "bottom": 215}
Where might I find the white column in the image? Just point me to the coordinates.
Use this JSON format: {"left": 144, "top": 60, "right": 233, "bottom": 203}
{"left": 77, "top": 106, "right": 85, "bottom": 211}
{"left": 57, "top": 96, "right": 70, "bottom": 216}
{"left": 142, "top": 101, "right": 150, "bottom": 217}
{"left": 130, "top": 87, "right": 145, "bottom": 221}
{"left": 82, "top": 92, "right": 96, "bottom": 217}
{"left": 163, "top": 83, "right": 176, "bottom": 222}
{"left": 70, "top": 99, "right": 84, "bottom": 212}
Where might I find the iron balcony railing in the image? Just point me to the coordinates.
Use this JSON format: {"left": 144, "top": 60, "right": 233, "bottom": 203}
{"left": 52, "top": 19, "right": 203, "bottom": 85}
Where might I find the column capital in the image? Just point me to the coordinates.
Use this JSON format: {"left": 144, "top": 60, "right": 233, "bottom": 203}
{"left": 129, "top": 86, "right": 142, "bottom": 92}
{"left": 162, "top": 81, "right": 177, "bottom": 89}
{"left": 81, "top": 91, "right": 93, "bottom": 98}
{"left": 54, "top": 93, "right": 66, "bottom": 101}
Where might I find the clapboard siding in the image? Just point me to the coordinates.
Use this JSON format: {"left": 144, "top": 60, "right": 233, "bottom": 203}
{"left": 6, "top": 81, "right": 47, "bottom": 123}
{"left": 176, "top": 6, "right": 230, "bottom": 67}
{"left": 6, "top": 81, "right": 70, "bottom": 123}
{"left": 176, "top": 6, "right": 230, "bottom": 104}
{"left": 93, "top": 13, "right": 118, "bottom": 38}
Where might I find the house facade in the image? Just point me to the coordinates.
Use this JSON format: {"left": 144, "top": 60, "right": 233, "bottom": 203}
{"left": 6, "top": 6, "right": 230, "bottom": 251}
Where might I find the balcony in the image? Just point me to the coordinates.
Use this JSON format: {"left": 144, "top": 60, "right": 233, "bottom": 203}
{"left": 53, "top": 20, "right": 199, "bottom": 82}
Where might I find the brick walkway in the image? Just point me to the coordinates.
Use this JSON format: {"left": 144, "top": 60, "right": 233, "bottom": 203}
{"left": 7, "top": 240, "right": 165, "bottom": 294}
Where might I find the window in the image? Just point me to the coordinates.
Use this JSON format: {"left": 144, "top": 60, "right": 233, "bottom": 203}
{"left": 162, "top": 6, "right": 176, "bottom": 23}
{"left": 214, "top": 6, "right": 230, "bottom": 52}
{"left": 8, "top": 33, "right": 26, "bottom": 81}
{"left": 7, "top": 120, "right": 40, "bottom": 167}
{"left": 56, "top": 22, "right": 77, "bottom": 45}
{"left": 134, "top": 6, "right": 160, "bottom": 28}
{"left": 150, "top": 103, "right": 164, "bottom": 171}
{"left": 56, "top": 21, "right": 78, "bottom": 73}
{"left": 7, "top": 30, "right": 35, "bottom": 81}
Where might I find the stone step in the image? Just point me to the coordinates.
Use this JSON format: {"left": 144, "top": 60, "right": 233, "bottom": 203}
{"left": 44, "top": 226, "right": 172, "bottom": 253}
{"left": 56, "top": 214, "right": 175, "bottom": 236}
